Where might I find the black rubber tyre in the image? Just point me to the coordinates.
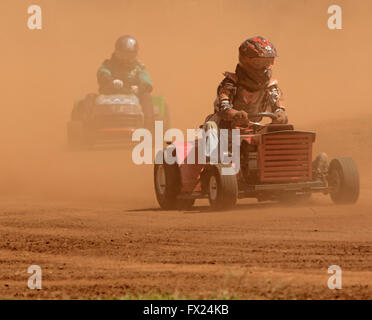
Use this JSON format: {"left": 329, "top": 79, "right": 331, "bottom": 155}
{"left": 71, "top": 100, "right": 85, "bottom": 121}
{"left": 154, "top": 149, "right": 183, "bottom": 209}
{"left": 207, "top": 165, "right": 238, "bottom": 210}
{"left": 329, "top": 158, "right": 360, "bottom": 204}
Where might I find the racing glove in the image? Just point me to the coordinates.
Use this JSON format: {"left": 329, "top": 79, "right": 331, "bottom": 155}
{"left": 230, "top": 109, "right": 249, "bottom": 123}
{"left": 113, "top": 79, "right": 124, "bottom": 89}
{"left": 130, "top": 85, "right": 139, "bottom": 95}
{"left": 272, "top": 108, "right": 288, "bottom": 124}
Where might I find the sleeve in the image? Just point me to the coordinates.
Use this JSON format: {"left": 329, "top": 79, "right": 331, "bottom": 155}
{"left": 137, "top": 65, "right": 153, "bottom": 94}
{"left": 266, "top": 83, "right": 286, "bottom": 113}
{"left": 215, "top": 75, "right": 237, "bottom": 119}
{"left": 97, "top": 60, "right": 114, "bottom": 91}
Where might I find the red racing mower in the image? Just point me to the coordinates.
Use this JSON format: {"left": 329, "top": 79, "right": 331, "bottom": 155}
{"left": 154, "top": 112, "right": 360, "bottom": 210}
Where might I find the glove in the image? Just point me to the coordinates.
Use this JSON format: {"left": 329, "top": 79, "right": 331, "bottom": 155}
{"left": 130, "top": 85, "right": 139, "bottom": 95}
{"left": 272, "top": 109, "right": 288, "bottom": 124}
{"left": 113, "top": 79, "right": 124, "bottom": 89}
{"left": 232, "top": 110, "right": 248, "bottom": 122}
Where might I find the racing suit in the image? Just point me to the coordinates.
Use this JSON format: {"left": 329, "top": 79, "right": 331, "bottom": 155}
{"left": 205, "top": 64, "right": 286, "bottom": 129}
{"left": 97, "top": 55, "right": 154, "bottom": 125}
{"left": 203, "top": 64, "right": 287, "bottom": 157}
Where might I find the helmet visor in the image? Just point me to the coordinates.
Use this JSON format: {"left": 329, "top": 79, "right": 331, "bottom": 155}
{"left": 114, "top": 50, "right": 137, "bottom": 63}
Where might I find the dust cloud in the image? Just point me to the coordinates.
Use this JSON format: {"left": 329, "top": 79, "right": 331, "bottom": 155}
{"left": 0, "top": 0, "right": 371, "bottom": 203}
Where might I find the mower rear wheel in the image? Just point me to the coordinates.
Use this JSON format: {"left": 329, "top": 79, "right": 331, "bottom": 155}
{"left": 329, "top": 158, "right": 360, "bottom": 204}
{"left": 207, "top": 165, "right": 238, "bottom": 210}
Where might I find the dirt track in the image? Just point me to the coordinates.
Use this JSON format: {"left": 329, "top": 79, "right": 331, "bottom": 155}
{"left": 0, "top": 0, "right": 372, "bottom": 299}
{"left": 0, "top": 178, "right": 371, "bottom": 299}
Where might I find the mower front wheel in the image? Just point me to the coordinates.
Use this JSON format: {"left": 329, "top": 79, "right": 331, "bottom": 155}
{"left": 207, "top": 165, "right": 238, "bottom": 210}
{"left": 154, "top": 161, "right": 195, "bottom": 210}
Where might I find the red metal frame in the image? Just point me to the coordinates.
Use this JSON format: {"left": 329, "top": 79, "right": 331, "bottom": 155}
{"left": 173, "top": 129, "right": 316, "bottom": 194}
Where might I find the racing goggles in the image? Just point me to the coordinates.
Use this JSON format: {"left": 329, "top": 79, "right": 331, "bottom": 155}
{"left": 240, "top": 56, "right": 275, "bottom": 70}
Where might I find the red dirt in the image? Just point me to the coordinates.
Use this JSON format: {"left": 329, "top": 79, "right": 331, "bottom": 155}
{"left": 0, "top": 0, "right": 371, "bottom": 299}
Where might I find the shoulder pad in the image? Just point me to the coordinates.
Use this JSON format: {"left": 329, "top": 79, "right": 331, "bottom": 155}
{"left": 267, "top": 78, "right": 278, "bottom": 88}
{"left": 223, "top": 72, "right": 238, "bottom": 84}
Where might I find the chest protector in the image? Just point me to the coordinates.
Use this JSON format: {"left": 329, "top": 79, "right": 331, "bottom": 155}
{"left": 224, "top": 72, "right": 278, "bottom": 115}
{"left": 233, "top": 87, "right": 266, "bottom": 114}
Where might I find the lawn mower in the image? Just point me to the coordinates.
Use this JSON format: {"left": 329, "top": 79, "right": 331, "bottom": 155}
{"left": 67, "top": 92, "right": 169, "bottom": 149}
{"left": 154, "top": 112, "right": 360, "bottom": 210}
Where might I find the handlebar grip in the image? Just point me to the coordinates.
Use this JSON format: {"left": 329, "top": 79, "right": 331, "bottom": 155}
{"left": 248, "top": 112, "right": 278, "bottom": 120}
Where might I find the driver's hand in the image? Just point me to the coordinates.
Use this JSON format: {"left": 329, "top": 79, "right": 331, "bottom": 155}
{"left": 272, "top": 109, "right": 288, "bottom": 124}
{"left": 232, "top": 110, "right": 248, "bottom": 123}
{"left": 113, "top": 79, "right": 124, "bottom": 89}
{"left": 130, "top": 85, "right": 139, "bottom": 95}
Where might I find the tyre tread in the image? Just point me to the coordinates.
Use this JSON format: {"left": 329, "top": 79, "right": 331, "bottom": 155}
{"left": 329, "top": 157, "right": 360, "bottom": 204}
